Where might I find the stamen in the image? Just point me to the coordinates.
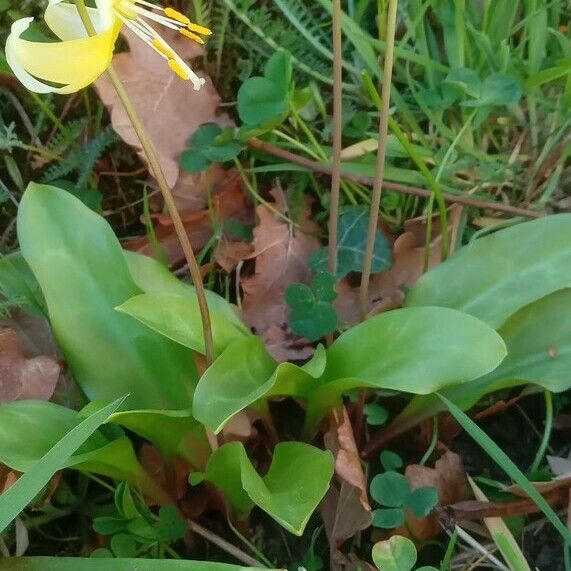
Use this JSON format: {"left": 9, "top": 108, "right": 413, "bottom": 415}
{"left": 163, "top": 7, "right": 190, "bottom": 25}
{"left": 187, "top": 22, "right": 212, "bottom": 36}
{"left": 168, "top": 59, "right": 189, "bottom": 80}
{"left": 151, "top": 38, "right": 176, "bottom": 58}
{"left": 179, "top": 28, "right": 204, "bottom": 44}
{"left": 133, "top": 0, "right": 162, "bottom": 11}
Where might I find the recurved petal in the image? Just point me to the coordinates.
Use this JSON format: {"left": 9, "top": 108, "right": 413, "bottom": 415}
{"left": 6, "top": 17, "right": 116, "bottom": 94}
{"left": 45, "top": 0, "right": 115, "bottom": 41}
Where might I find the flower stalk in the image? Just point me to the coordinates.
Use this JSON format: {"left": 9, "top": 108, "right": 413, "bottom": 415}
{"left": 75, "top": 0, "right": 215, "bottom": 365}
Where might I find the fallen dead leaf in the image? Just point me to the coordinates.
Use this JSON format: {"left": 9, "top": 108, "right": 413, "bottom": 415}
{"left": 240, "top": 191, "right": 321, "bottom": 361}
{"left": 214, "top": 240, "right": 254, "bottom": 273}
{"left": 335, "top": 231, "right": 442, "bottom": 325}
{"left": 404, "top": 451, "right": 468, "bottom": 540}
{"left": 95, "top": 29, "right": 229, "bottom": 188}
{"left": 0, "top": 328, "right": 60, "bottom": 404}
{"left": 322, "top": 408, "right": 372, "bottom": 555}
{"left": 125, "top": 170, "right": 253, "bottom": 267}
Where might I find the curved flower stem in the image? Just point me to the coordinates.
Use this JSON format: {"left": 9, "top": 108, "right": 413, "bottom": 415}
{"left": 75, "top": 0, "right": 214, "bottom": 365}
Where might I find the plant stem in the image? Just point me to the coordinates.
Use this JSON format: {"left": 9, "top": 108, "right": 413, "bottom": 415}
{"left": 358, "top": 0, "right": 398, "bottom": 318}
{"left": 247, "top": 138, "right": 544, "bottom": 219}
{"left": 75, "top": 0, "right": 214, "bottom": 365}
{"left": 328, "top": 0, "right": 343, "bottom": 279}
{"left": 529, "top": 390, "right": 553, "bottom": 473}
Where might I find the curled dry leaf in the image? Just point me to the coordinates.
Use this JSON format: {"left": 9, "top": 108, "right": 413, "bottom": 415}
{"left": 240, "top": 191, "right": 321, "bottom": 361}
{"left": 322, "top": 408, "right": 372, "bottom": 552}
{"left": 404, "top": 451, "right": 468, "bottom": 540}
{"left": 335, "top": 231, "right": 442, "bottom": 325}
{"left": 95, "top": 29, "right": 229, "bottom": 188}
{"left": 0, "top": 328, "right": 60, "bottom": 404}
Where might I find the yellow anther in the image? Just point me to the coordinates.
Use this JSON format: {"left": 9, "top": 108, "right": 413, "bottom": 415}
{"left": 168, "top": 58, "right": 190, "bottom": 80}
{"left": 151, "top": 38, "right": 176, "bottom": 58}
{"left": 179, "top": 28, "right": 204, "bottom": 44}
{"left": 163, "top": 7, "right": 190, "bottom": 25}
{"left": 187, "top": 22, "right": 212, "bottom": 36}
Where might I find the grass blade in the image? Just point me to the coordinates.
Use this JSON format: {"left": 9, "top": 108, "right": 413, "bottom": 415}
{"left": 439, "top": 394, "right": 571, "bottom": 545}
{"left": 0, "top": 396, "right": 126, "bottom": 533}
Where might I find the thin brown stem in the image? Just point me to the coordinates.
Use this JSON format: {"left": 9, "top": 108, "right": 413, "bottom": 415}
{"left": 328, "top": 0, "right": 343, "bottom": 280}
{"left": 187, "top": 520, "right": 265, "bottom": 567}
{"left": 74, "top": 0, "right": 215, "bottom": 365}
{"left": 358, "top": 0, "right": 399, "bottom": 319}
{"left": 247, "top": 139, "right": 543, "bottom": 219}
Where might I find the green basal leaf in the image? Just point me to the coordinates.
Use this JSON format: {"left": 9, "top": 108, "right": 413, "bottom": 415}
{"left": 193, "top": 337, "right": 326, "bottom": 433}
{"left": 238, "top": 77, "right": 288, "bottom": 126}
{"left": 123, "top": 250, "right": 248, "bottom": 334}
{"left": 372, "top": 508, "right": 405, "bottom": 529}
{"left": 304, "top": 306, "right": 506, "bottom": 433}
{"left": 371, "top": 535, "right": 417, "bottom": 571}
{"left": 0, "top": 558, "right": 279, "bottom": 570}
{"left": 116, "top": 293, "right": 250, "bottom": 357}
{"left": 392, "top": 289, "right": 571, "bottom": 439}
{"left": 0, "top": 400, "right": 170, "bottom": 510}
{"left": 204, "top": 441, "right": 333, "bottom": 535}
{"left": 370, "top": 471, "right": 410, "bottom": 508}
{"left": 0, "top": 398, "right": 125, "bottom": 533}
{"left": 17, "top": 183, "right": 197, "bottom": 410}
{"left": 107, "top": 409, "right": 210, "bottom": 470}
{"left": 406, "top": 214, "right": 571, "bottom": 328}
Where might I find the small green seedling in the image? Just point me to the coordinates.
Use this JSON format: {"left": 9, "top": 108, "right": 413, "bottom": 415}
{"left": 372, "top": 535, "right": 439, "bottom": 571}
{"left": 91, "top": 483, "right": 186, "bottom": 558}
{"left": 370, "top": 470, "right": 438, "bottom": 529}
{"left": 364, "top": 403, "right": 389, "bottom": 426}
{"left": 285, "top": 271, "right": 338, "bottom": 341}
{"left": 179, "top": 123, "right": 242, "bottom": 173}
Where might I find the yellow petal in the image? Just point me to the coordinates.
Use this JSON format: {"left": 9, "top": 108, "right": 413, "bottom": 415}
{"left": 6, "top": 17, "right": 116, "bottom": 94}
{"left": 45, "top": 0, "right": 112, "bottom": 41}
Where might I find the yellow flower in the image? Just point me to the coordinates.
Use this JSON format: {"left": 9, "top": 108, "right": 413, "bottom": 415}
{"left": 6, "top": 0, "right": 211, "bottom": 94}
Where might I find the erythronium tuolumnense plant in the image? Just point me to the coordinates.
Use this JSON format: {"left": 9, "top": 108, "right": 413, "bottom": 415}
{"left": 0, "top": 182, "right": 509, "bottom": 543}
{"left": 6, "top": 0, "right": 211, "bottom": 94}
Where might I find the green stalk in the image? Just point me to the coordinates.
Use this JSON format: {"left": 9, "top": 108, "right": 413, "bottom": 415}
{"left": 529, "top": 390, "right": 553, "bottom": 473}
{"left": 358, "top": 0, "right": 398, "bottom": 317}
{"left": 74, "top": 0, "right": 214, "bottom": 365}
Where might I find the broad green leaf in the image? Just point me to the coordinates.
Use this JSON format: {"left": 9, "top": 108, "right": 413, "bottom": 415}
{"left": 116, "top": 293, "right": 249, "bottom": 357}
{"left": 310, "top": 206, "right": 391, "bottom": 279}
{"left": 393, "top": 289, "right": 571, "bottom": 438}
{"left": 17, "top": 183, "right": 197, "bottom": 409}
{"left": 204, "top": 441, "right": 333, "bottom": 535}
{"left": 370, "top": 472, "right": 410, "bottom": 508}
{"left": 193, "top": 337, "right": 326, "bottom": 433}
{"left": 0, "top": 558, "right": 278, "bottom": 570}
{"left": 406, "top": 214, "right": 571, "bottom": 328}
{"left": 303, "top": 307, "right": 506, "bottom": 433}
{"left": 0, "top": 401, "right": 169, "bottom": 506}
{"left": 443, "top": 67, "right": 481, "bottom": 98}
{"left": 108, "top": 409, "right": 210, "bottom": 470}
{"left": 123, "top": 251, "right": 247, "bottom": 333}
{"left": 461, "top": 74, "right": 522, "bottom": 107}
{"left": 364, "top": 404, "right": 389, "bottom": 426}
{"left": 371, "top": 536, "right": 417, "bottom": 571}
{"left": 380, "top": 451, "right": 403, "bottom": 472}
{"left": 264, "top": 50, "right": 292, "bottom": 94}
{"left": 0, "top": 398, "right": 124, "bottom": 533}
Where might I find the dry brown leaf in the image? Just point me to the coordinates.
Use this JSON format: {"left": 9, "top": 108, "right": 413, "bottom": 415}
{"left": 125, "top": 172, "right": 253, "bottom": 266}
{"left": 240, "top": 191, "right": 320, "bottom": 361}
{"left": 322, "top": 408, "right": 372, "bottom": 553}
{"left": 214, "top": 240, "right": 253, "bottom": 273}
{"left": 0, "top": 328, "right": 60, "bottom": 404}
{"left": 95, "top": 29, "right": 229, "bottom": 188}
{"left": 335, "top": 231, "right": 442, "bottom": 325}
{"left": 404, "top": 451, "right": 468, "bottom": 539}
